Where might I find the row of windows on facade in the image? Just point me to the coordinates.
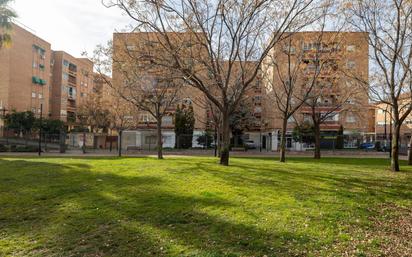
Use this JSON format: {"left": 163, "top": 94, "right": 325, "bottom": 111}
{"left": 63, "top": 86, "right": 88, "bottom": 99}
{"left": 62, "top": 72, "right": 90, "bottom": 87}
{"left": 32, "top": 45, "right": 46, "bottom": 59}
{"left": 31, "top": 107, "right": 42, "bottom": 114}
{"left": 296, "top": 113, "right": 357, "bottom": 123}
{"left": 304, "top": 60, "right": 356, "bottom": 72}
{"left": 32, "top": 61, "right": 46, "bottom": 71}
{"left": 288, "top": 43, "right": 357, "bottom": 53}
{"left": 63, "top": 59, "right": 91, "bottom": 77}
{"left": 31, "top": 92, "right": 44, "bottom": 99}
{"left": 139, "top": 114, "right": 173, "bottom": 125}
{"left": 377, "top": 120, "right": 412, "bottom": 125}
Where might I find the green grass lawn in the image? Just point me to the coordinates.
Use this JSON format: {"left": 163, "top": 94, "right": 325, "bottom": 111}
{"left": 0, "top": 157, "right": 411, "bottom": 257}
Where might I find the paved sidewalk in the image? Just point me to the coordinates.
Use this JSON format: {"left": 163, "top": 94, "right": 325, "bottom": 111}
{"left": 0, "top": 149, "right": 398, "bottom": 159}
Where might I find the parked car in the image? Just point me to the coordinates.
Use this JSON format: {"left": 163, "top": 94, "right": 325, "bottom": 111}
{"left": 244, "top": 140, "right": 257, "bottom": 149}
{"left": 359, "top": 142, "right": 375, "bottom": 150}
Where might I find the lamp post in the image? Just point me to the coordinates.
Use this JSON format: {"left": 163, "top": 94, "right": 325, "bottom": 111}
{"left": 0, "top": 106, "right": 8, "bottom": 142}
{"left": 38, "top": 104, "right": 43, "bottom": 156}
{"left": 384, "top": 106, "right": 387, "bottom": 151}
{"left": 389, "top": 106, "right": 392, "bottom": 159}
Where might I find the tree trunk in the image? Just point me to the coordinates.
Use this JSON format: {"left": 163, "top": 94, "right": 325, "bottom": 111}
{"left": 391, "top": 124, "right": 400, "bottom": 171}
{"left": 314, "top": 122, "right": 321, "bottom": 159}
{"left": 408, "top": 134, "right": 412, "bottom": 165}
{"left": 157, "top": 119, "right": 163, "bottom": 160}
{"left": 220, "top": 112, "right": 230, "bottom": 166}
{"left": 279, "top": 117, "right": 288, "bottom": 162}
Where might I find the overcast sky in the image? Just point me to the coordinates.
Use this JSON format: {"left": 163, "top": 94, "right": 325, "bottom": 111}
{"left": 11, "top": 0, "right": 131, "bottom": 57}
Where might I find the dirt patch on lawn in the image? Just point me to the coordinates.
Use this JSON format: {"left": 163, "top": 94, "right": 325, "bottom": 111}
{"left": 369, "top": 203, "right": 412, "bottom": 257}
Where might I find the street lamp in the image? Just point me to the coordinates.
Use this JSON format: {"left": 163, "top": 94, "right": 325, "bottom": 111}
{"left": 38, "top": 104, "right": 43, "bottom": 156}
{"left": 0, "top": 106, "right": 8, "bottom": 140}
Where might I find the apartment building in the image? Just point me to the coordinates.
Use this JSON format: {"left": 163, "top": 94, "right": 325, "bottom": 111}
{"left": 0, "top": 24, "right": 52, "bottom": 122}
{"left": 262, "top": 32, "right": 370, "bottom": 150}
{"left": 374, "top": 97, "right": 412, "bottom": 151}
{"left": 112, "top": 32, "right": 208, "bottom": 149}
{"left": 50, "top": 51, "right": 94, "bottom": 125}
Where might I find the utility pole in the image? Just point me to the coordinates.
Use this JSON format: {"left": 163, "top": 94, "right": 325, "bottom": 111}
{"left": 38, "top": 104, "right": 43, "bottom": 156}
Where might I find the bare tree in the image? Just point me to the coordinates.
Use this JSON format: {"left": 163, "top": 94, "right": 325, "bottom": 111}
{"left": 77, "top": 94, "right": 111, "bottom": 133}
{"left": 262, "top": 2, "right": 361, "bottom": 162}
{"left": 103, "top": 0, "right": 322, "bottom": 165}
{"left": 303, "top": 29, "right": 369, "bottom": 160}
{"left": 93, "top": 36, "right": 183, "bottom": 160}
{"left": 263, "top": 35, "right": 319, "bottom": 162}
{"left": 345, "top": 0, "right": 412, "bottom": 171}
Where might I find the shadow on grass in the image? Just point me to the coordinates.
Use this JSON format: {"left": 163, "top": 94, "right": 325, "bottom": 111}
{"left": 0, "top": 158, "right": 312, "bottom": 257}
{"left": 169, "top": 158, "right": 412, "bottom": 216}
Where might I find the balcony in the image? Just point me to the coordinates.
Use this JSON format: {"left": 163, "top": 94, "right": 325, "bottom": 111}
{"left": 69, "top": 63, "right": 77, "bottom": 73}
{"left": 67, "top": 101, "right": 76, "bottom": 110}
{"left": 68, "top": 70, "right": 77, "bottom": 77}
{"left": 301, "top": 106, "right": 342, "bottom": 114}
{"left": 68, "top": 77, "right": 77, "bottom": 86}
{"left": 67, "top": 111, "right": 76, "bottom": 123}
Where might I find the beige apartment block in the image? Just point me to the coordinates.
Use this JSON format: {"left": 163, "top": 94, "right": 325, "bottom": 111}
{"left": 112, "top": 32, "right": 208, "bottom": 132}
{"left": 374, "top": 97, "right": 412, "bottom": 140}
{"left": 0, "top": 24, "right": 52, "bottom": 120}
{"left": 262, "top": 31, "right": 370, "bottom": 149}
{"left": 50, "top": 51, "right": 94, "bottom": 125}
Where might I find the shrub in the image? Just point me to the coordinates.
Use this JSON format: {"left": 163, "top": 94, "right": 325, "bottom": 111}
{"left": 14, "top": 145, "right": 39, "bottom": 152}
{"left": 0, "top": 144, "right": 9, "bottom": 152}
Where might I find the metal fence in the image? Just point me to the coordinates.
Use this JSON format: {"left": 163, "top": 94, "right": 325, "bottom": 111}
{"left": 1, "top": 127, "right": 410, "bottom": 155}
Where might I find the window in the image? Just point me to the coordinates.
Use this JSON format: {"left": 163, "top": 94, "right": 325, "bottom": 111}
{"left": 63, "top": 73, "right": 69, "bottom": 80}
{"left": 140, "top": 114, "right": 155, "bottom": 122}
{"left": 182, "top": 98, "right": 192, "bottom": 105}
{"left": 283, "top": 45, "right": 296, "bottom": 54}
{"left": 346, "top": 114, "right": 356, "bottom": 123}
{"left": 145, "top": 135, "right": 157, "bottom": 144}
{"left": 38, "top": 93, "right": 43, "bottom": 99}
{"left": 346, "top": 98, "right": 355, "bottom": 104}
{"left": 347, "top": 45, "right": 356, "bottom": 52}
{"left": 31, "top": 107, "right": 36, "bottom": 113}
{"left": 303, "top": 114, "right": 312, "bottom": 123}
{"left": 377, "top": 109, "right": 384, "bottom": 114}
{"left": 32, "top": 61, "right": 37, "bottom": 68}
{"left": 32, "top": 92, "right": 36, "bottom": 98}
{"left": 68, "top": 87, "right": 76, "bottom": 99}
{"left": 63, "top": 60, "right": 69, "bottom": 67}
{"left": 303, "top": 42, "right": 311, "bottom": 51}
{"left": 254, "top": 107, "right": 262, "bottom": 113}
{"left": 377, "top": 121, "right": 386, "bottom": 125}
{"left": 287, "top": 116, "right": 295, "bottom": 123}
{"left": 347, "top": 60, "right": 356, "bottom": 69}
{"left": 126, "top": 45, "right": 136, "bottom": 51}
{"left": 162, "top": 116, "right": 173, "bottom": 126}
{"left": 325, "top": 113, "right": 339, "bottom": 122}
